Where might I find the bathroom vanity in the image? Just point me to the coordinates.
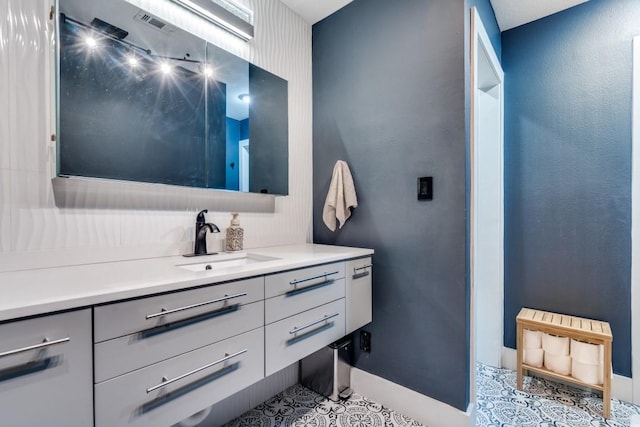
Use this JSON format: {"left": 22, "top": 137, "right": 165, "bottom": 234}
{"left": 0, "top": 244, "right": 373, "bottom": 426}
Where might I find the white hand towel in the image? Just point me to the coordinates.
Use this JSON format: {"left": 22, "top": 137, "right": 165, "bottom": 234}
{"left": 323, "top": 160, "right": 358, "bottom": 231}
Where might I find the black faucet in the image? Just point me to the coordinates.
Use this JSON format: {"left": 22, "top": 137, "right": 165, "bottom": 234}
{"left": 194, "top": 209, "right": 220, "bottom": 255}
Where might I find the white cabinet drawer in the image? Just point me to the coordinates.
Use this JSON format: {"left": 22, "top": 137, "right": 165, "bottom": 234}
{"left": 265, "top": 278, "right": 344, "bottom": 324}
{"left": 95, "top": 327, "right": 264, "bottom": 427}
{"left": 0, "top": 309, "right": 93, "bottom": 427}
{"left": 94, "top": 277, "right": 264, "bottom": 342}
{"left": 265, "top": 262, "right": 345, "bottom": 299}
{"left": 95, "top": 300, "right": 264, "bottom": 383}
{"left": 265, "top": 299, "right": 345, "bottom": 376}
{"left": 346, "top": 257, "right": 373, "bottom": 334}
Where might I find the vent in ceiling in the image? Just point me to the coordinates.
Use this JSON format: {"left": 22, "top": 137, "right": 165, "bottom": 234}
{"left": 133, "top": 10, "right": 177, "bottom": 35}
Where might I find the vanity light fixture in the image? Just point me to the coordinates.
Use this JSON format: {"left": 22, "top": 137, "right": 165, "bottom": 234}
{"left": 160, "top": 62, "right": 173, "bottom": 75}
{"left": 62, "top": 13, "right": 221, "bottom": 80}
{"left": 169, "top": 0, "right": 254, "bottom": 41}
{"left": 202, "top": 65, "right": 214, "bottom": 78}
{"left": 85, "top": 36, "right": 98, "bottom": 49}
{"left": 127, "top": 55, "right": 139, "bottom": 67}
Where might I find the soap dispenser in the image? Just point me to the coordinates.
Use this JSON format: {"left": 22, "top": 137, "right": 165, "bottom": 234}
{"left": 225, "top": 213, "right": 244, "bottom": 252}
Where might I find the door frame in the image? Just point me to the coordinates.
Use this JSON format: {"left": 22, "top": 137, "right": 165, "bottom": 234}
{"left": 631, "top": 35, "right": 640, "bottom": 404}
{"left": 469, "top": 6, "right": 504, "bottom": 402}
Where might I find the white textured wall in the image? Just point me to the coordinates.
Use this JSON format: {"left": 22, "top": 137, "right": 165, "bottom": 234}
{"left": 0, "top": 0, "right": 312, "bottom": 272}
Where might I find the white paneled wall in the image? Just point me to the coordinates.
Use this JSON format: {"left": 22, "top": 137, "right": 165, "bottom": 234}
{"left": 0, "top": 0, "right": 312, "bottom": 272}
{"left": 0, "top": 171, "right": 10, "bottom": 252}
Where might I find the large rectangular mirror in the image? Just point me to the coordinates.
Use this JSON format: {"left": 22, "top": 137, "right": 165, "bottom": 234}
{"left": 56, "top": 0, "right": 289, "bottom": 196}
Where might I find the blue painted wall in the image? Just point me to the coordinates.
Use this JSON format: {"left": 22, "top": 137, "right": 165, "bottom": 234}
{"left": 240, "top": 118, "right": 249, "bottom": 140}
{"left": 313, "top": 0, "right": 469, "bottom": 410}
{"left": 503, "top": 0, "right": 640, "bottom": 377}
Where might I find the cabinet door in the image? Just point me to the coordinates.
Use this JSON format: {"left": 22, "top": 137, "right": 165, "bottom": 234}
{"left": 0, "top": 309, "right": 93, "bottom": 427}
{"left": 346, "top": 257, "right": 372, "bottom": 334}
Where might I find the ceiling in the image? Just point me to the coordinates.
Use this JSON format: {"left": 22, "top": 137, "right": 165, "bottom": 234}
{"left": 489, "top": 0, "right": 589, "bottom": 31}
{"left": 281, "top": 0, "right": 590, "bottom": 31}
{"left": 279, "top": 0, "right": 353, "bottom": 25}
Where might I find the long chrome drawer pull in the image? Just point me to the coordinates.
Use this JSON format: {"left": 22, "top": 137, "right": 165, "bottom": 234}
{"left": 146, "top": 349, "right": 247, "bottom": 393}
{"left": 289, "top": 312, "right": 339, "bottom": 335}
{"left": 353, "top": 264, "right": 372, "bottom": 273}
{"left": 0, "top": 337, "right": 70, "bottom": 359}
{"left": 145, "top": 292, "right": 248, "bottom": 319}
{"left": 289, "top": 271, "right": 339, "bottom": 286}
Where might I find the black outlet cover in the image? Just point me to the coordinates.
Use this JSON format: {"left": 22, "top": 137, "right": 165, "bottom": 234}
{"left": 360, "top": 330, "right": 371, "bottom": 353}
{"left": 418, "top": 177, "right": 433, "bottom": 200}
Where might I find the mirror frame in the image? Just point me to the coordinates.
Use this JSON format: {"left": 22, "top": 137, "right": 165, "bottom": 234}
{"left": 51, "top": 0, "right": 285, "bottom": 212}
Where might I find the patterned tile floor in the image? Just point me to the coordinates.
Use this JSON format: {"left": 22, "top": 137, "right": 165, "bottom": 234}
{"left": 223, "top": 364, "right": 640, "bottom": 427}
{"left": 222, "top": 383, "right": 425, "bottom": 427}
{"left": 476, "top": 363, "right": 640, "bottom": 426}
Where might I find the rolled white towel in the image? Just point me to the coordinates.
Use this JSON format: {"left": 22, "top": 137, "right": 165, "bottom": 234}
{"left": 523, "top": 329, "right": 542, "bottom": 349}
{"left": 523, "top": 348, "right": 544, "bottom": 367}
{"left": 542, "top": 333, "right": 569, "bottom": 356}
{"left": 544, "top": 353, "right": 572, "bottom": 375}
{"left": 571, "top": 359, "right": 601, "bottom": 385}
{"left": 570, "top": 339, "right": 602, "bottom": 365}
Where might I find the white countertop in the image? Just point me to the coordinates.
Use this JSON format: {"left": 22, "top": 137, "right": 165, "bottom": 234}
{"left": 0, "top": 244, "right": 373, "bottom": 322}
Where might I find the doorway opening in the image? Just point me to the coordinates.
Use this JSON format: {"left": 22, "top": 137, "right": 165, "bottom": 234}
{"left": 239, "top": 139, "right": 250, "bottom": 192}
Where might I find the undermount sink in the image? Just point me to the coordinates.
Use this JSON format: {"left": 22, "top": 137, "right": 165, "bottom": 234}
{"left": 177, "top": 253, "right": 280, "bottom": 272}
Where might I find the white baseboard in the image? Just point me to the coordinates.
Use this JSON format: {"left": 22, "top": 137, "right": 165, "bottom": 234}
{"left": 501, "top": 347, "right": 633, "bottom": 403}
{"left": 350, "top": 368, "right": 474, "bottom": 427}
{"left": 501, "top": 345, "right": 517, "bottom": 369}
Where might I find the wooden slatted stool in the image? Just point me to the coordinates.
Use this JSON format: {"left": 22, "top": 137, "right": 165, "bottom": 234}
{"left": 516, "top": 307, "right": 613, "bottom": 418}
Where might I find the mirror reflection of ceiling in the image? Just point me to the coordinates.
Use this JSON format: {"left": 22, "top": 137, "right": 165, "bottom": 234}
{"left": 60, "top": 0, "right": 249, "bottom": 120}
{"left": 282, "top": 0, "right": 590, "bottom": 31}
